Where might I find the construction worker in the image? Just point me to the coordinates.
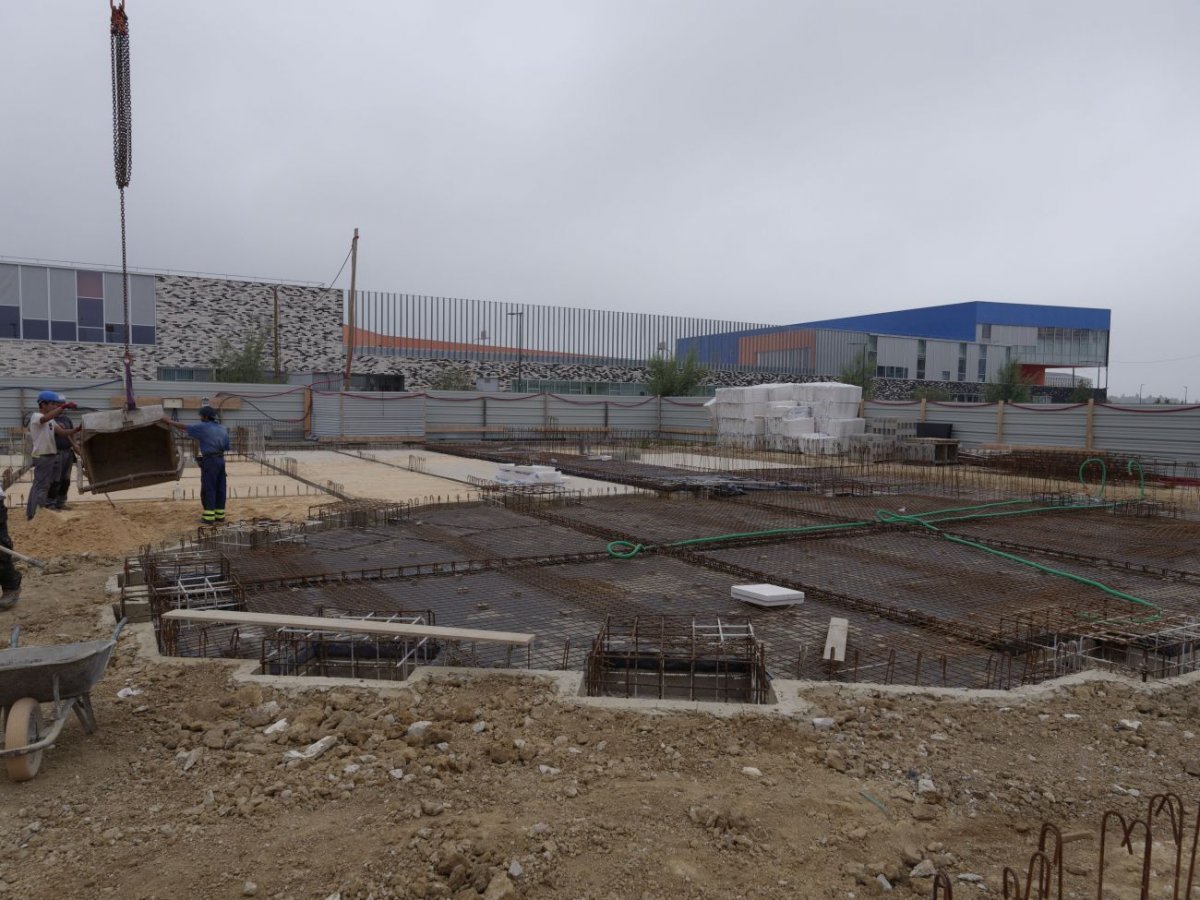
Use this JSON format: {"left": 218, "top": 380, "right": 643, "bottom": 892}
{"left": 45, "top": 403, "right": 79, "bottom": 511}
{"left": 0, "top": 480, "right": 21, "bottom": 610}
{"left": 163, "top": 405, "right": 230, "bottom": 525}
{"left": 27, "top": 391, "right": 81, "bottom": 521}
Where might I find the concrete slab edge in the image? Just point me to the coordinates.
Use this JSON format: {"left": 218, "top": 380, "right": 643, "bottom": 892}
{"left": 117, "top": 607, "right": 1200, "bottom": 721}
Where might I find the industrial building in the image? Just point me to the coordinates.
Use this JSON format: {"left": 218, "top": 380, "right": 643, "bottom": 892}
{"left": 1, "top": 257, "right": 1108, "bottom": 399}
{"left": 679, "top": 301, "right": 1110, "bottom": 398}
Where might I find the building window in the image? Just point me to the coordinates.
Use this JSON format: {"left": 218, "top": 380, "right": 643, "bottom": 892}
{"left": 957, "top": 343, "right": 967, "bottom": 382}
{"left": 981, "top": 324, "right": 992, "bottom": 341}
{"left": 0, "top": 263, "right": 156, "bottom": 345}
{"left": 158, "top": 367, "right": 215, "bottom": 382}
{"left": 0, "top": 306, "right": 19, "bottom": 338}
{"left": 977, "top": 345, "right": 988, "bottom": 382}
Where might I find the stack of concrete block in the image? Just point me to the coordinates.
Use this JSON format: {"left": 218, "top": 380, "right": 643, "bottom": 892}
{"left": 868, "top": 417, "right": 918, "bottom": 439}
{"left": 706, "top": 381, "right": 865, "bottom": 451}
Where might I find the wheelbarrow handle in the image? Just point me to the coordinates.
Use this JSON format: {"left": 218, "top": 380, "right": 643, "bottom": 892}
{"left": 0, "top": 543, "right": 46, "bottom": 569}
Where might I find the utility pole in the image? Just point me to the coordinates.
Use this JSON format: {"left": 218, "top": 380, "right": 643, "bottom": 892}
{"left": 342, "top": 228, "right": 360, "bottom": 391}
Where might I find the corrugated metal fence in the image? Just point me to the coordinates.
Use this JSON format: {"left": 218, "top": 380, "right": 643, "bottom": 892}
{"left": 309, "top": 391, "right": 425, "bottom": 438}
{"left": 0, "top": 378, "right": 714, "bottom": 444}
{"left": 0, "top": 377, "right": 308, "bottom": 437}
{"left": 3, "top": 377, "right": 1194, "bottom": 463}
{"left": 868, "top": 399, "right": 1200, "bottom": 466}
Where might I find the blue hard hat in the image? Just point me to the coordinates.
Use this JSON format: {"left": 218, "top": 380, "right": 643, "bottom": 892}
{"left": 37, "top": 390, "right": 60, "bottom": 404}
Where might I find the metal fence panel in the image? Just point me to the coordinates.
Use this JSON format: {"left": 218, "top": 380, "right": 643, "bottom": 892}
{"left": 923, "top": 402, "right": 998, "bottom": 446}
{"left": 864, "top": 400, "right": 923, "bottom": 423}
{"left": 545, "top": 395, "right": 603, "bottom": 429}
{"left": 1094, "top": 405, "right": 1200, "bottom": 466}
{"left": 0, "top": 377, "right": 306, "bottom": 435}
{"left": 660, "top": 397, "right": 715, "bottom": 439}
{"left": 310, "top": 391, "right": 425, "bottom": 438}
{"left": 423, "top": 391, "right": 486, "bottom": 430}
{"left": 352, "top": 291, "right": 776, "bottom": 371}
{"left": 1002, "top": 404, "right": 1089, "bottom": 448}
{"left": 478, "top": 394, "right": 545, "bottom": 429}
{"left": 605, "top": 398, "right": 659, "bottom": 431}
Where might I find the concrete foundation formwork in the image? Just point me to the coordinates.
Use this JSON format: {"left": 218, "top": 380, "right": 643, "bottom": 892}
{"left": 132, "top": 440, "right": 1200, "bottom": 691}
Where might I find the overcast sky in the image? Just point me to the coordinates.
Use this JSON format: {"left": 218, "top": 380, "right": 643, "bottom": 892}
{"left": 3, "top": 2, "right": 1198, "bottom": 396}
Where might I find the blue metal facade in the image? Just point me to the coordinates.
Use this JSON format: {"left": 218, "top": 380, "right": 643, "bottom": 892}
{"left": 681, "top": 324, "right": 792, "bottom": 369}
{"left": 790, "top": 301, "right": 1111, "bottom": 341}
{"left": 677, "top": 301, "right": 1112, "bottom": 374}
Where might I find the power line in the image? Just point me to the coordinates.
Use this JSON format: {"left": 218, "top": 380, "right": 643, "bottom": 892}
{"left": 325, "top": 244, "right": 353, "bottom": 288}
{"left": 1113, "top": 352, "right": 1200, "bottom": 365}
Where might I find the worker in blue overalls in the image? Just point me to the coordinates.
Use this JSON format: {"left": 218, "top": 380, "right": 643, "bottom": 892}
{"left": 162, "top": 405, "right": 231, "bottom": 525}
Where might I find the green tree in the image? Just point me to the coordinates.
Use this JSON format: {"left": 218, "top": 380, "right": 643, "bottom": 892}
{"left": 984, "top": 358, "right": 1035, "bottom": 403}
{"left": 839, "top": 350, "right": 874, "bottom": 399}
{"left": 643, "top": 350, "right": 708, "bottom": 396}
{"left": 1068, "top": 384, "right": 1094, "bottom": 403}
{"left": 212, "top": 329, "right": 270, "bottom": 383}
{"left": 911, "top": 385, "right": 952, "bottom": 402}
{"left": 426, "top": 365, "right": 476, "bottom": 391}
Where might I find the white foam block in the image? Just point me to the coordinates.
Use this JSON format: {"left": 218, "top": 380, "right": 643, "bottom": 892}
{"left": 731, "top": 584, "right": 805, "bottom": 608}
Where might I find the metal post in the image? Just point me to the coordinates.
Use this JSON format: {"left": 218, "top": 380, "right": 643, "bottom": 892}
{"left": 273, "top": 285, "right": 281, "bottom": 381}
{"left": 507, "top": 310, "right": 524, "bottom": 391}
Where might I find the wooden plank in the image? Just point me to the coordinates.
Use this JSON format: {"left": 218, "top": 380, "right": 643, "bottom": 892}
{"left": 160, "top": 608, "right": 534, "bottom": 646}
{"left": 823, "top": 617, "right": 848, "bottom": 663}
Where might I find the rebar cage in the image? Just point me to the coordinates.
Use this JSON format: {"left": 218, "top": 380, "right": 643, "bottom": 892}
{"left": 584, "top": 615, "right": 771, "bottom": 704}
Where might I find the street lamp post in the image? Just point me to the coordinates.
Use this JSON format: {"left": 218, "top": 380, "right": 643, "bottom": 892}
{"left": 1185, "top": 386, "right": 1189, "bottom": 404}
{"left": 507, "top": 311, "right": 525, "bottom": 392}
{"left": 1138, "top": 384, "right": 1144, "bottom": 404}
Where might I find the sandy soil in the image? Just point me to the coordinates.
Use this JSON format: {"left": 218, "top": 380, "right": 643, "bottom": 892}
{"left": 1, "top": 499, "right": 1198, "bottom": 899}
{"left": 5, "top": 459, "right": 327, "bottom": 509}
{"left": 276, "top": 451, "right": 483, "bottom": 504}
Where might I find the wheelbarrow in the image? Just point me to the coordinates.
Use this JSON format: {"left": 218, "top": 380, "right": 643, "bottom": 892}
{"left": 0, "top": 620, "right": 125, "bottom": 782}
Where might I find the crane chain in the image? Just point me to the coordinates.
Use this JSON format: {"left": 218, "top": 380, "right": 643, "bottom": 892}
{"left": 110, "top": 2, "right": 133, "bottom": 365}
{"left": 110, "top": 2, "right": 132, "bottom": 189}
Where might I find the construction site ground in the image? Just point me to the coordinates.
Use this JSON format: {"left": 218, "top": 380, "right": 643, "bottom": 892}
{"left": 3, "top": 449, "right": 1200, "bottom": 899}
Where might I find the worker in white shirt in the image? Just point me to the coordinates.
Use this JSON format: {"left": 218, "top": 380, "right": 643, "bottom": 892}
{"left": 27, "top": 391, "right": 81, "bottom": 521}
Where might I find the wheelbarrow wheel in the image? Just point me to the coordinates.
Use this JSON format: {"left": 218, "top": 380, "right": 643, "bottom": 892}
{"left": 4, "top": 697, "right": 45, "bottom": 782}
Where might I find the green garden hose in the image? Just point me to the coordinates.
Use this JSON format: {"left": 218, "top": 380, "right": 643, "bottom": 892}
{"left": 1079, "top": 457, "right": 1107, "bottom": 500}
{"left": 607, "top": 491, "right": 1163, "bottom": 624}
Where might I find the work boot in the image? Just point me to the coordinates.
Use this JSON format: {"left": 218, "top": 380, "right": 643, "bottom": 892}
{"left": 0, "top": 590, "right": 19, "bottom": 611}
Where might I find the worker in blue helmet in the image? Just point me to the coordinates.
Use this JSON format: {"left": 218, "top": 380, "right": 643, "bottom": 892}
{"left": 27, "top": 391, "right": 81, "bottom": 521}
{"left": 162, "top": 405, "right": 230, "bottom": 525}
